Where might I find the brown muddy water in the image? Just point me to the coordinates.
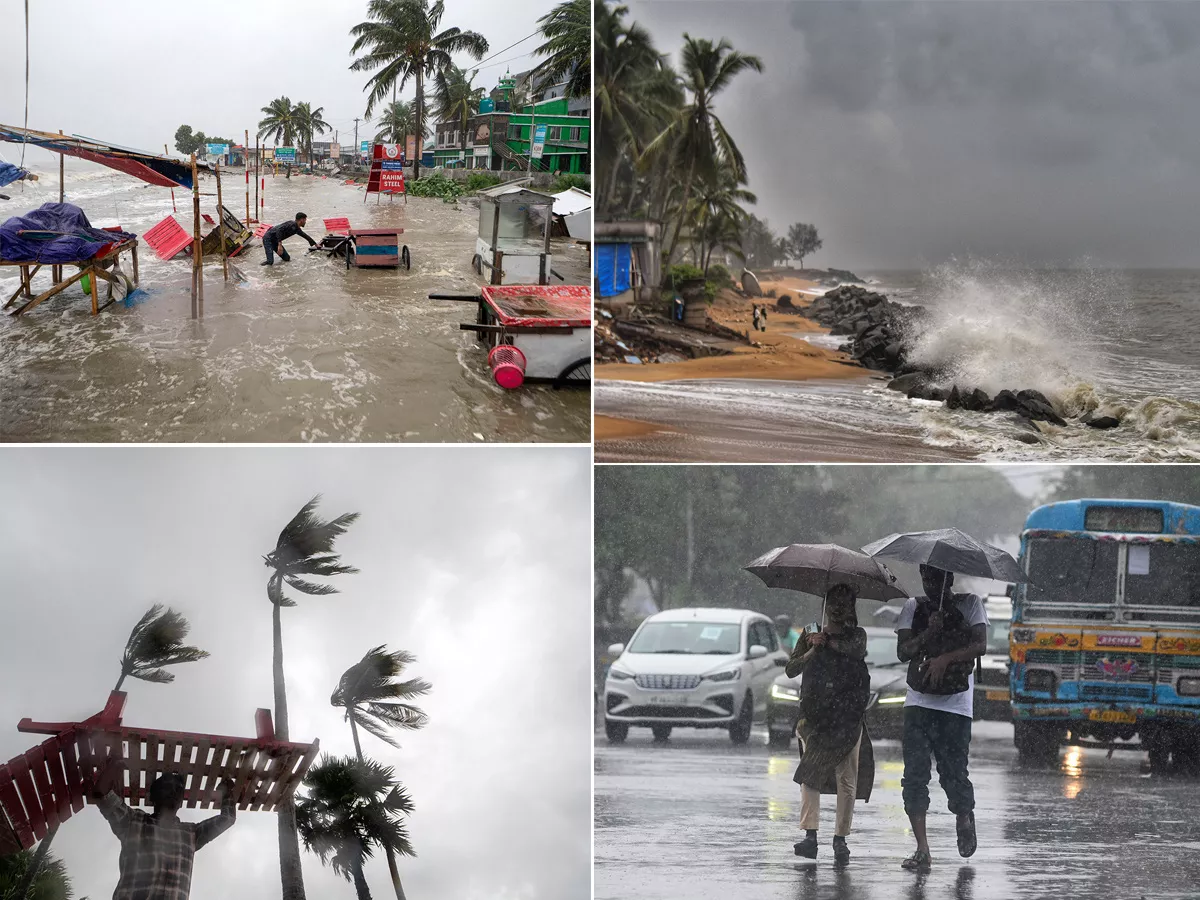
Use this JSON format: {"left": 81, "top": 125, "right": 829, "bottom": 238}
{"left": 0, "top": 168, "right": 591, "bottom": 442}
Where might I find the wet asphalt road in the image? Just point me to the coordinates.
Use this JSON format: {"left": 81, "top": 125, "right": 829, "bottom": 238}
{"left": 595, "top": 722, "right": 1200, "bottom": 900}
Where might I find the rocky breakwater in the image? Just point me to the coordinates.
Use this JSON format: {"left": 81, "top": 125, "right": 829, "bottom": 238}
{"left": 803, "top": 285, "right": 1124, "bottom": 434}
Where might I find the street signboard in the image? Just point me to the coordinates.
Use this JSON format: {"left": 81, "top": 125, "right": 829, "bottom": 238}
{"left": 205, "top": 143, "right": 230, "bottom": 158}
{"left": 330, "top": 143, "right": 341, "bottom": 160}
{"left": 531, "top": 124, "right": 547, "bottom": 159}
{"left": 406, "top": 135, "right": 418, "bottom": 161}
{"left": 360, "top": 140, "right": 370, "bottom": 158}
{"left": 275, "top": 147, "right": 297, "bottom": 163}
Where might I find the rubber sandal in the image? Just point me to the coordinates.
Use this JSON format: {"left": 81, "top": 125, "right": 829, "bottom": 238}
{"left": 957, "top": 810, "right": 977, "bottom": 858}
{"left": 901, "top": 850, "right": 932, "bottom": 872}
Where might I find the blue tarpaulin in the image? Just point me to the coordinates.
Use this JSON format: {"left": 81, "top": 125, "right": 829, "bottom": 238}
{"left": 0, "top": 162, "right": 30, "bottom": 189}
{"left": 0, "top": 203, "right": 137, "bottom": 263}
{"left": 595, "top": 243, "right": 632, "bottom": 298}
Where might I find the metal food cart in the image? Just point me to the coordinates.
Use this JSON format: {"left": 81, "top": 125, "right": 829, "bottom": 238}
{"left": 471, "top": 188, "right": 557, "bottom": 285}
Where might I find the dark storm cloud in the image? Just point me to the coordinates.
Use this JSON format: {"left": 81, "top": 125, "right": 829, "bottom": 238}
{"left": 629, "top": 0, "right": 1200, "bottom": 268}
{"left": 0, "top": 448, "right": 590, "bottom": 900}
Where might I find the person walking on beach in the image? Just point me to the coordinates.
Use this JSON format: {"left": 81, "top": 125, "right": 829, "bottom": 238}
{"left": 760, "top": 306, "right": 768, "bottom": 331}
{"left": 895, "top": 564, "right": 987, "bottom": 872}
{"left": 786, "top": 583, "right": 874, "bottom": 865}
{"left": 261, "top": 212, "right": 317, "bottom": 265}
{"left": 752, "top": 305, "right": 761, "bottom": 332}
{"left": 91, "top": 757, "right": 236, "bottom": 900}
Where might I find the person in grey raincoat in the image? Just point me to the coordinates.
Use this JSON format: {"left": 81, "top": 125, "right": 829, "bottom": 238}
{"left": 786, "top": 583, "right": 875, "bottom": 864}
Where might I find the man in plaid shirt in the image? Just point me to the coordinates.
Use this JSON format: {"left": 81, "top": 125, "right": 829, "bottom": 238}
{"left": 92, "top": 758, "right": 236, "bottom": 900}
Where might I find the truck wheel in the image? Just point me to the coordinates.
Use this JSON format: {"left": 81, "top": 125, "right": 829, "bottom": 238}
{"left": 1170, "top": 728, "right": 1200, "bottom": 777}
{"left": 651, "top": 725, "right": 672, "bottom": 743}
{"left": 729, "top": 692, "right": 754, "bottom": 745}
{"left": 605, "top": 720, "right": 629, "bottom": 745}
{"left": 1014, "top": 721, "right": 1061, "bottom": 767}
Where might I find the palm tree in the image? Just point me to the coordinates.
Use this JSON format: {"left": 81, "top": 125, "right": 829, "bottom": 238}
{"left": 295, "top": 757, "right": 415, "bottom": 900}
{"left": 595, "top": 2, "right": 681, "bottom": 213}
{"left": 374, "top": 100, "right": 416, "bottom": 143}
{"left": 1, "top": 849, "right": 73, "bottom": 900}
{"left": 349, "top": 0, "right": 489, "bottom": 180}
{"left": 532, "top": 0, "right": 589, "bottom": 99}
{"left": 689, "top": 172, "right": 755, "bottom": 275}
{"left": 258, "top": 96, "right": 297, "bottom": 147}
{"left": 330, "top": 647, "right": 431, "bottom": 900}
{"left": 642, "top": 35, "right": 763, "bottom": 262}
{"left": 434, "top": 66, "right": 483, "bottom": 136}
{"left": 294, "top": 103, "right": 331, "bottom": 169}
{"left": 15, "top": 605, "right": 208, "bottom": 900}
{"left": 265, "top": 496, "right": 360, "bottom": 900}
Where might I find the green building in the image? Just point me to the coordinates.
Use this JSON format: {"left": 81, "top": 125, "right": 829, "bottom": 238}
{"left": 431, "top": 70, "right": 589, "bottom": 174}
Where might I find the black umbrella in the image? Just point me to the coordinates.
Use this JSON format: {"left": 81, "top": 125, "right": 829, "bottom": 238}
{"left": 861, "top": 528, "right": 1029, "bottom": 584}
{"left": 744, "top": 543, "right": 909, "bottom": 601}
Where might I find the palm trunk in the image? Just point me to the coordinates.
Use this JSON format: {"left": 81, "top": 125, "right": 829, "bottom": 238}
{"left": 349, "top": 717, "right": 407, "bottom": 900}
{"left": 272, "top": 575, "right": 307, "bottom": 900}
{"left": 413, "top": 71, "right": 424, "bottom": 182}
{"left": 352, "top": 852, "right": 373, "bottom": 900}
{"left": 665, "top": 155, "right": 697, "bottom": 264}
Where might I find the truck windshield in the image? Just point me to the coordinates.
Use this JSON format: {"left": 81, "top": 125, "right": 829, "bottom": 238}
{"left": 1124, "top": 542, "right": 1200, "bottom": 607}
{"left": 1025, "top": 538, "right": 1120, "bottom": 606}
{"left": 628, "top": 622, "right": 742, "bottom": 654}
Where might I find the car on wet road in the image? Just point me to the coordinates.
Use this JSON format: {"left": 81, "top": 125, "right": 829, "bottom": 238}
{"left": 974, "top": 595, "right": 1013, "bottom": 722}
{"left": 603, "top": 607, "right": 789, "bottom": 744}
{"left": 765, "top": 625, "right": 909, "bottom": 747}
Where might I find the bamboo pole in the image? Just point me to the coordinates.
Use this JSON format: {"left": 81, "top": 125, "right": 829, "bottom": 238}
{"left": 245, "top": 129, "right": 251, "bottom": 224}
{"left": 255, "top": 133, "right": 260, "bottom": 218}
{"left": 165, "top": 144, "right": 177, "bottom": 212}
{"left": 215, "top": 160, "right": 229, "bottom": 282}
{"left": 58, "top": 130, "right": 64, "bottom": 202}
{"left": 190, "top": 153, "right": 202, "bottom": 318}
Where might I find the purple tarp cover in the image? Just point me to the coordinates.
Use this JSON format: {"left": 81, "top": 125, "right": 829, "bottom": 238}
{"left": 0, "top": 203, "right": 137, "bottom": 264}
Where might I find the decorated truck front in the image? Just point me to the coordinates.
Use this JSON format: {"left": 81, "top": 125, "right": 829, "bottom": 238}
{"left": 1009, "top": 499, "right": 1200, "bottom": 774}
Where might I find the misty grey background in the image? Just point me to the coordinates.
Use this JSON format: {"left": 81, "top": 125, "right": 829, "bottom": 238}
{"left": 629, "top": 0, "right": 1200, "bottom": 269}
{"left": 0, "top": 447, "right": 590, "bottom": 900}
{"left": 0, "top": 0, "right": 551, "bottom": 174}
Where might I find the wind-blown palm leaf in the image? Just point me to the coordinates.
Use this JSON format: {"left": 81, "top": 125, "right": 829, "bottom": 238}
{"left": 532, "top": 0, "right": 590, "bottom": 99}
{"left": 375, "top": 100, "right": 417, "bottom": 143}
{"left": 117, "top": 604, "right": 209, "bottom": 690}
{"left": 333, "top": 646, "right": 431, "bottom": 749}
{"left": 258, "top": 97, "right": 296, "bottom": 147}
{"left": 434, "top": 66, "right": 484, "bottom": 133}
{"left": 0, "top": 848, "right": 74, "bottom": 900}
{"left": 265, "top": 495, "right": 360, "bottom": 587}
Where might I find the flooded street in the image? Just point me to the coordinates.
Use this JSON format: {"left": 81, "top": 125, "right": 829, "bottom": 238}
{"left": 595, "top": 722, "right": 1200, "bottom": 900}
{"left": 0, "top": 169, "right": 591, "bottom": 441}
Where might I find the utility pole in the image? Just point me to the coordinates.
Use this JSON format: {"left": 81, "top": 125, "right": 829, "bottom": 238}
{"left": 353, "top": 118, "right": 360, "bottom": 170}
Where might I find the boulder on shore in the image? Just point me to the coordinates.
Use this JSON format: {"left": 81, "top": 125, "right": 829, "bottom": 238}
{"left": 742, "top": 269, "right": 763, "bottom": 297}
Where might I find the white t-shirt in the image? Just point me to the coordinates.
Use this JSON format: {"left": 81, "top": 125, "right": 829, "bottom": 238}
{"left": 895, "top": 594, "right": 988, "bottom": 719}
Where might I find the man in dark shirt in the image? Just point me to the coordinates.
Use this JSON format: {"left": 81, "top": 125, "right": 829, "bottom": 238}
{"left": 261, "top": 212, "right": 316, "bottom": 265}
{"left": 92, "top": 758, "right": 236, "bottom": 900}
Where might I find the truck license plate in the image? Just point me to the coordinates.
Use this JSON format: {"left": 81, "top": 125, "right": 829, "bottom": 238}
{"left": 1088, "top": 709, "right": 1136, "bottom": 724}
{"left": 985, "top": 690, "right": 1009, "bottom": 701}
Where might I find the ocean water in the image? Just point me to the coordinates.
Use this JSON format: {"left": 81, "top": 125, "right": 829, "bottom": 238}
{"left": 597, "top": 264, "right": 1200, "bottom": 461}
{"left": 0, "top": 161, "right": 590, "bottom": 442}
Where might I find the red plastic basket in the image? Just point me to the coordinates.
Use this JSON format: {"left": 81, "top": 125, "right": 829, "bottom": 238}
{"left": 487, "top": 344, "right": 527, "bottom": 390}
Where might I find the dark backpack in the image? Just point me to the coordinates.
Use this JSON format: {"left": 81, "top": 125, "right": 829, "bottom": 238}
{"left": 800, "top": 638, "right": 871, "bottom": 729}
{"left": 906, "top": 595, "right": 978, "bottom": 696}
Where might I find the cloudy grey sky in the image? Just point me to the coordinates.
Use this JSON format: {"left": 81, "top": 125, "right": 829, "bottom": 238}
{"left": 0, "top": 0, "right": 552, "bottom": 173}
{"left": 629, "top": 0, "right": 1200, "bottom": 269}
{"left": 0, "top": 448, "right": 590, "bottom": 900}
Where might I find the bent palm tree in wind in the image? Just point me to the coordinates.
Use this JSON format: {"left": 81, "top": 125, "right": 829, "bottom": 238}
{"left": 434, "top": 66, "right": 483, "bottom": 137}
{"left": 266, "top": 496, "right": 361, "bottom": 900}
{"left": 331, "top": 647, "right": 431, "bottom": 900}
{"left": 533, "top": 0, "right": 590, "bottom": 100}
{"left": 375, "top": 100, "right": 416, "bottom": 144}
{"left": 294, "top": 103, "right": 331, "bottom": 169}
{"left": 295, "top": 756, "right": 415, "bottom": 900}
{"left": 642, "top": 35, "right": 763, "bottom": 263}
{"left": 16, "top": 604, "right": 208, "bottom": 900}
{"left": 259, "top": 96, "right": 297, "bottom": 148}
{"left": 349, "top": 0, "right": 489, "bottom": 180}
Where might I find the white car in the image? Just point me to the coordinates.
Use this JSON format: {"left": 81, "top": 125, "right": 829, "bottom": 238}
{"left": 603, "top": 608, "right": 789, "bottom": 744}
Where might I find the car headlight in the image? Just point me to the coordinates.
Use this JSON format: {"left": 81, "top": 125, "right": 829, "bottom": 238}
{"left": 770, "top": 684, "right": 800, "bottom": 701}
{"left": 607, "top": 668, "right": 634, "bottom": 681}
{"left": 876, "top": 692, "right": 906, "bottom": 705}
{"left": 704, "top": 669, "right": 740, "bottom": 682}
{"left": 1178, "top": 677, "right": 1200, "bottom": 697}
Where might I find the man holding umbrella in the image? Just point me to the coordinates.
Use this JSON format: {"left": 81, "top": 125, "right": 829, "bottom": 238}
{"left": 864, "top": 528, "right": 1027, "bottom": 873}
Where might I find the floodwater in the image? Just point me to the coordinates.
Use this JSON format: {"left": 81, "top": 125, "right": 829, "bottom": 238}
{"left": 0, "top": 164, "right": 591, "bottom": 442}
{"left": 595, "top": 722, "right": 1200, "bottom": 900}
